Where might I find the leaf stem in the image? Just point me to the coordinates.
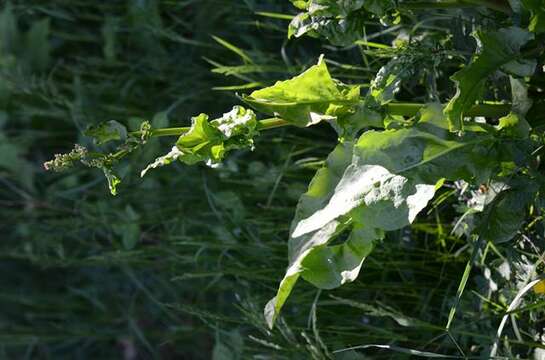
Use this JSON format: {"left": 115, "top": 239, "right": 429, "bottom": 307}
{"left": 133, "top": 102, "right": 510, "bottom": 138}
{"left": 387, "top": 102, "right": 511, "bottom": 118}
{"left": 399, "top": 0, "right": 511, "bottom": 13}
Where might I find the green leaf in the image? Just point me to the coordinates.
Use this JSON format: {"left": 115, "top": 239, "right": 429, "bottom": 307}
{"left": 143, "top": 106, "right": 258, "bottom": 174}
{"left": 444, "top": 27, "right": 535, "bottom": 131}
{"left": 477, "top": 178, "right": 537, "bottom": 243}
{"left": 211, "top": 105, "right": 258, "bottom": 139}
{"left": 338, "top": 41, "right": 449, "bottom": 136}
{"left": 84, "top": 120, "right": 128, "bottom": 145}
{"left": 265, "top": 141, "right": 355, "bottom": 328}
{"left": 243, "top": 57, "right": 360, "bottom": 127}
{"left": 266, "top": 104, "right": 516, "bottom": 328}
{"left": 496, "top": 78, "right": 532, "bottom": 139}
{"left": 176, "top": 113, "right": 224, "bottom": 165}
{"left": 298, "top": 224, "right": 383, "bottom": 289}
{"left": 102, "top": 166, "right": 121, "bottom": 196}
{"left": 287, "top": 0, "right": 397, "bottom": 46}
{"left": 289, "top": 0, "right": 310, "bottom": 10}
{"left": 497, "top": 113, "right": 531, "bottom": 139}
{"left": 521, "top": 0, "right": 545, "bottom": 33}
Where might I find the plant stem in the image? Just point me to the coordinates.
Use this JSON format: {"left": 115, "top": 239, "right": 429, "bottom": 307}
{"left": 399, "top": 0, "right": 511, "bottom": 13}
{"left": 136, "top": 102, "right": 511, "bottom": 139}
{"left": 387, "top": 102, "right": 511, "bottom": 118}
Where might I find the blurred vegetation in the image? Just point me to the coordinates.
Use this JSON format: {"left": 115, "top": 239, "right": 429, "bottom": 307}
{"left": 0, "top": 0, "right": 543, "bottom": 359}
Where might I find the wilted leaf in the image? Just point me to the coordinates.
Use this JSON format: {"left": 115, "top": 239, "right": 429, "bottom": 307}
{"left": 141, "top": 146, "right": 183, "bottom": 177}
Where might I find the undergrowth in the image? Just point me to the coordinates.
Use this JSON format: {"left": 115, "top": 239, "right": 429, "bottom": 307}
{"left": 1, "top": 1, "right": 544, "bottom": 359}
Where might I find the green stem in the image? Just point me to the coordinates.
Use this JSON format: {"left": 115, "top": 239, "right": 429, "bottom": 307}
{"left": 387, "top": 102, "right": 511, "bottom": 118}
{"left": 150, "top": 127, "right": 189, "bottom": 137}
{"left": 399, "top": 0, "right": 511, "bottom": 13}
{"left": 131, "top": 102, "right": 511, "bottom": 139}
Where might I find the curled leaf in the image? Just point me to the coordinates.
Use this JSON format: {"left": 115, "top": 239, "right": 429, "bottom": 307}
{"left": 142, "top": 106, "right": 259, "bottom": 175}
{"left": 212, "top": 106, "right": 258, "bottom": 141}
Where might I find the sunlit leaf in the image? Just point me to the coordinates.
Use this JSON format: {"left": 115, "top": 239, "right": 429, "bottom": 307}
{"left": 266, "top": 103, "right": 521, "bottom": 327}
{"left": 243, "top": 57, "right": 360, "bottom": 127}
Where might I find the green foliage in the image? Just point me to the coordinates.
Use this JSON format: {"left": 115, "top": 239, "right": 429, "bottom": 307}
{"left": 142, "top": 106, "right": 257, "bottom": 175}
{"left": 288, "top": 0, "right": 398, "bottom": 46}
{"left": 265, "top": 102, "right": 531, "bottom": 326}
{"left": 477, "top": 177, "right": 537, "bottom": 243}
{"left": 444, "top": 27, "right": 535, "bottom": 131}
{"left": 6, "top": 0, "right": 545, "bottom": 358}
{"left": 243, "top": 57, "right": 359, "bottom": 128}
{"left": 521, "top": 0, "right": 545, "bottom": 33}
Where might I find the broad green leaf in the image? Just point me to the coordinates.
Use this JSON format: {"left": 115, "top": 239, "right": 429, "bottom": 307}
{"left": 444, "top": 27, "right": 535, "bottom": 131}
{"left": 477, "top": 177, "right": 537, "bottom": 243}
{"left": 243, "top": 57, "right": 360, "bottom": 127}
{"left": 265, "top": 141, "right": 355, "bottom": 328}
{"left": 84, "top": 120, "right": 128, "bottom": 145}
{"left": 509, "top": 76, "right": 533, "bottom": 116}
{"left": 266, "top": 104, "right": 517, "bottom": 328}
{"left": 497, "top": 113, "right": 531, "bottom": 139}
{"left": 287, "top": 0, "right": 397, "bottom": 46}
{"left": 299, "top": 223, "right": 383, "bottom": 289}
{"left": 355, "top": 104, "right": 504, "bottom": 184}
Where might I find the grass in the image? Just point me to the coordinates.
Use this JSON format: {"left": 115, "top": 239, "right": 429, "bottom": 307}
{"left": 1, "top": 0, "right": 544, "bottom": 359}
